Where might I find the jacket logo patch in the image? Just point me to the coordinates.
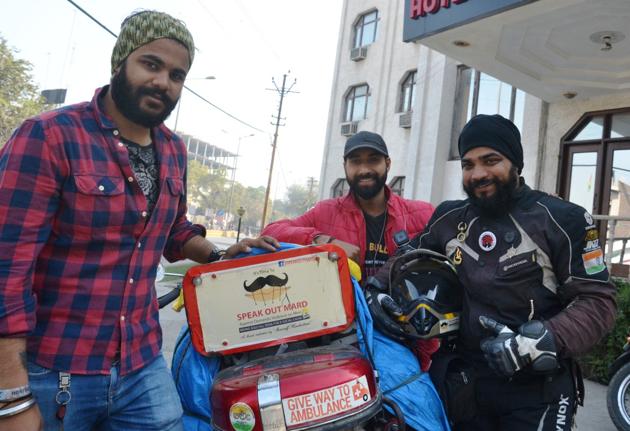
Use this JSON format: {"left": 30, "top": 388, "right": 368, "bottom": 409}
{"left": 582, "top": 249, "right": 605, "bottom": 275}
{"left": 502, "top": 258, "right": 529, "bottom": 272}
{"left": 584, "top": 211, "right": 594, "bottom": 225}
{"left": 584, "top": 239, "right": 600, "bottom": 252}
{"left": 585, "top": 229, "right": 598, "bottom": 241}
{"left": 478, "top": 231, "right": 497, "bottom": 252}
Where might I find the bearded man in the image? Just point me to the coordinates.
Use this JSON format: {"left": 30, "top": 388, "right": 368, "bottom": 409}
{"left": 369, "top": 114, "right": 617, "bottom": 430}
{"left": 0, "top": 10, "right": 277, "bottom": 430}
{"left": 262, "top": 130, "right": 434, "bottom": 279}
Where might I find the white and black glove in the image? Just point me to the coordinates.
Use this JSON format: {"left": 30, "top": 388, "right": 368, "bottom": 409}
{"left": 364, "top": 277, "right": 408, "bottom": 342}
{"left": 479, "top": 316, "right": 558, "bottom": 377}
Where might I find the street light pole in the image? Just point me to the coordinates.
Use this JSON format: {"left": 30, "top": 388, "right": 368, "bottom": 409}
{"left": 236, "top": 206, "right": 246, "bottom": 242}
{"left": 225, "top": 134, "right": 254, "bottom": 232}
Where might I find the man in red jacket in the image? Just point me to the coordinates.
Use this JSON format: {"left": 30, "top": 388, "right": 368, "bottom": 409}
{"left": 263, "top": 131, "right": 434, "bottom": 279}
{"left": 263, "top": 131, "right": 437, "bottom": 371}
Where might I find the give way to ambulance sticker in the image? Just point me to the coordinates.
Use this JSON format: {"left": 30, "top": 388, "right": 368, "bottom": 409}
{"left": 282, "top": 375, "right": 371, "bottom": 426}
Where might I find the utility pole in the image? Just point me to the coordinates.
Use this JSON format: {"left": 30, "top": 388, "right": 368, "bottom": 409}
{"left": 305, "top": 176, "right": 318, "bottom": 210}
{"left": 261, "top": 72, "right": 297, "bottom": 228}
{"left": 306, "top": 177, "right": 317, "bottom": 196}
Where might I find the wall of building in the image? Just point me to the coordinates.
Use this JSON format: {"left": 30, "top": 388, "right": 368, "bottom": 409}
{"left": 320, "top": 0, "right": 549, "bottom": 206}
{"left": 319, "top": 0, "right": 423, "bottom": 199}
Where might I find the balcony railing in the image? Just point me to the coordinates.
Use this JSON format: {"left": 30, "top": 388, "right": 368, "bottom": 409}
{"left": 592, "top": 215, "right": 630, "bottom": 268}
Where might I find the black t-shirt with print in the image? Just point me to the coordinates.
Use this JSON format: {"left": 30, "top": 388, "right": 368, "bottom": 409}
{"left": 363, "top": 211, "right": 389, "bottom": 278}
{"left": 122, "top": 137, "right": 160, "bottom": 217}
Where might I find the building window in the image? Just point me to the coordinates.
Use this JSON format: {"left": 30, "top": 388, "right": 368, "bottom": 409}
{"left": 353, "top": 10, "right": 378, "bottom": 48}
{"left": 331, "top": 178, "right": 349, "bottom": 198}
{"left": 344, "top": 84, "right": 369, "bottom": 122}
{"left": 559, "top": 109, "right": 630, "bottom": 264}
{"left": 399, "top": 71, "right": 417, "bottom": 113}
{"left": 389, "top": 176, "right": 405, "bottom": 196}
{"left": 451, "top": 66, "right": 526, "bottom": 158}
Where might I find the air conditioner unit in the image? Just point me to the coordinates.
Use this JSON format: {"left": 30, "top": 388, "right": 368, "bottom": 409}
{"left": 340, "top": 122, "right": 359, "bottom": 136}
{"left": 350, "top": 46, "right": 368, "bottom": 61}
{"left": 399, "top": 112, "right": 412, "bottom": 129}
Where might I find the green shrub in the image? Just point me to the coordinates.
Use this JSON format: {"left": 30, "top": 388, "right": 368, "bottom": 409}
{"left": 578, "top": 278, "right": 630, "bottom": 383}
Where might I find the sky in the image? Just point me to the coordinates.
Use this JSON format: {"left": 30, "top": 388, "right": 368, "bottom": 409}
{"left": 1, "top": 0, "right": 343, "bottom": 198}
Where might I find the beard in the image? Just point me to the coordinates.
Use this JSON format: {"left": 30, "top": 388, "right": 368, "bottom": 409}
{"left": 347, "top": 171, "right": 388, "bottom": 200}
{"left": 463, "top": 167, "right": 520, "bottom": 216}
{"left": 110, "top": 62, "right": 178, "bottom": 128}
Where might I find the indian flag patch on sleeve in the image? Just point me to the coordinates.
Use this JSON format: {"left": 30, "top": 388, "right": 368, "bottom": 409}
{"left": 582, "top": 248, "right": 605, "bottom": 275}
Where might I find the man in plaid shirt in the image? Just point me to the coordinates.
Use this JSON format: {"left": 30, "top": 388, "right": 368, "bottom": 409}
{"left": 0, "top": 10, "right": 278, "bottom": 431}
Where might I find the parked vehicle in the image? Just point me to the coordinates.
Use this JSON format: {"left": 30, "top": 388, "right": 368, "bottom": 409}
{"left": 607, "top": 333, "right": 630, "bottom": 430}
{"left": 170, "top": 244, "right": 450, "bottom": 431}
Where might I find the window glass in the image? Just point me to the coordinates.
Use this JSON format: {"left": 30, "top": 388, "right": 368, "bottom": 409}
{"left": 513, "top": 89, "right": 525, "bottom": 132}
{"left": 331, "top": 178, "right": 349, "bottom": 198}
{"left": 361, "top": 21, "right": 376, "bottom": 46}
{"left": 568, "top": 152, "right": 597, "bottom": 213}
{"left": 611, "top": 113, "right": 630, "bottom": 139}
{"left": 352, "top": 93, "right": 367, "bottom": 121}
{"left": 467, "top": 73, "right": 525, "bottom": 132}
{"left": 353, "top": 25, "right": 362, "bottom": 48}
{"left": 451, "top": 67, "right": 528, "bottom": 159}
{"left": 573, "top": 117, "right": 605, "bottom": 141}
{"left": 354, "top": 10, "right": 378, "bottom": 48}
{"left": 400, "top": 71, "right": 417, "bottom": 112}
{"left": 345, "top": 97, "right": 354, "bottom": 123}
{"left": 476, "top": 73, "right": 503, "bottom": 116}
{"left": 389, "top": 177, "right": 405, "bottom": 196}
{"left": 465, "top": 69, "right": 474, "bottom": 122}
{"left": 345, "top": 84, "right": 369, "bottom": 122}
{"left": 607, "top": 149, "right": 630, "bottom": 263}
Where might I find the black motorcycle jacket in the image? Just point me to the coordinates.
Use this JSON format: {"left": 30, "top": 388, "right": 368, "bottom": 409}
{"left": 385, "top": 184, "right": 617, "bottom": 358}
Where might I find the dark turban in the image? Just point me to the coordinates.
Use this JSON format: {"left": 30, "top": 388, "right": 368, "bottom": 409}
{"left": 458, "top": 114, "right": 523, "bottom": 173}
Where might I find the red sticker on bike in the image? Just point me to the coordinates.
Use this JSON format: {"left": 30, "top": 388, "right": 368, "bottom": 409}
{"left": 282, "top": 376, "right": 371, "bottom": 426}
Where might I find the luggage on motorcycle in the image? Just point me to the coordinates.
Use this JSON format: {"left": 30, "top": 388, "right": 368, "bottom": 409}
{"left": 211, "top": 345, "right": 381, "bottom": 431}
{"left": 182, "top": 245, "right": 355, "bottom": 356}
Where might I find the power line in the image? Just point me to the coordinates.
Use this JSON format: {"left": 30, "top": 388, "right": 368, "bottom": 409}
{"left": 66, "top": 0, "right": 116, "bottom": 37}
{"left": 182, "top": 87, "right": 265, "bottom": 133}
{"left": 65, "top": 0, "right": 265, "bottom": 133}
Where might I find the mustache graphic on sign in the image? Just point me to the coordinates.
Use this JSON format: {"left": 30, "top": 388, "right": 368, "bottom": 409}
{"left": 243, "top": 273, "right": 290, "bottom": 304}
{"left": 243, "top": 273, "right": 289, "bottom": 292}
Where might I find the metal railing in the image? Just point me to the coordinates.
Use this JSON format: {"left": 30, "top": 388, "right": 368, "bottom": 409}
{"left": 592, "top": 215, "right": 630, "bottom": 267}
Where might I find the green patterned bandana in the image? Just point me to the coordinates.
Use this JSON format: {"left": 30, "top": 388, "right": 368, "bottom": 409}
{"left": 111, "top": 10, "right": 195, "bottom": 74}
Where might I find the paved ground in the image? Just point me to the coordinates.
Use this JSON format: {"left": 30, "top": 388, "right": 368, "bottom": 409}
{"left": 157, "top": 236, "right": 617, "bottom": 430}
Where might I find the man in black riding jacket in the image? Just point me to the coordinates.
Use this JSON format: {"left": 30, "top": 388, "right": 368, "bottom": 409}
{"left": 370, "top": 114, "right": 617, "bottom": 430}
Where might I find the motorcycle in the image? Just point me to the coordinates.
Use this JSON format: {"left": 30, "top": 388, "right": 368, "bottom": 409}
{"left": 155, "top": 263, "right": 185, "bottom": 309}
{"left": 168, "top": 244, "right": 450, "bottom": 431}
{"left": 608, "top": 333, "right": 630, "bottom": 430}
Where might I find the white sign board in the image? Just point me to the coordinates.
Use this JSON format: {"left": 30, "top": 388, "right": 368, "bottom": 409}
{"left": 193, "top": 250, "right": 351, "bottom": 353}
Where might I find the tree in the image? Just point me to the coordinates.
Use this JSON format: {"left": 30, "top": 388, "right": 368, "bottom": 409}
{"left": 187, "top": 160, "right": 228, "bottom": 209}
{"left": 236, "top": 186, "right": 268, "bottom": 234}
{"left": 0, "top": 36, "right": 46, "bottom": 145}
{"left": 268, "top": 178, "right": 320, "bottom": 223}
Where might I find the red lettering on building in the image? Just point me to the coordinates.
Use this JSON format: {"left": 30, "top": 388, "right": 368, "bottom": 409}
{"left": 410, "top": 0, "right": 468, "bottom": 19}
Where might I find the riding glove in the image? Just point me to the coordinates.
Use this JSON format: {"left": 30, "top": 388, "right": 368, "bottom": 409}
{"left": 479, "top": 316, "right": 558, "bottom": 377}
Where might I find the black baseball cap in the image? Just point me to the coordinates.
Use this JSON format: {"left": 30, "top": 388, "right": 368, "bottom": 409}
{"left": 344, "top": 131, "right": 389, "bottom": 158}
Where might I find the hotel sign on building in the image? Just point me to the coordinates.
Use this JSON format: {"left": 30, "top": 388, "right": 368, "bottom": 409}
{"left": 403, "top": 0, "right": 537, "bottom": 41}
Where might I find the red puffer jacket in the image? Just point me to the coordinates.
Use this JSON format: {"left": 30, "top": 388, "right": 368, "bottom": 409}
{"left": 262, "top": 187, "right": 438, "bottom": 370}
{"left": 262, "top": 187, "right": 434, "bottom": 267}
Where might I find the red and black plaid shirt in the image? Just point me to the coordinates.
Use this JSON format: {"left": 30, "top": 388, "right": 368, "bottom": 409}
{"left": 0, "top": 87, "right": 205, "bottom": 375}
